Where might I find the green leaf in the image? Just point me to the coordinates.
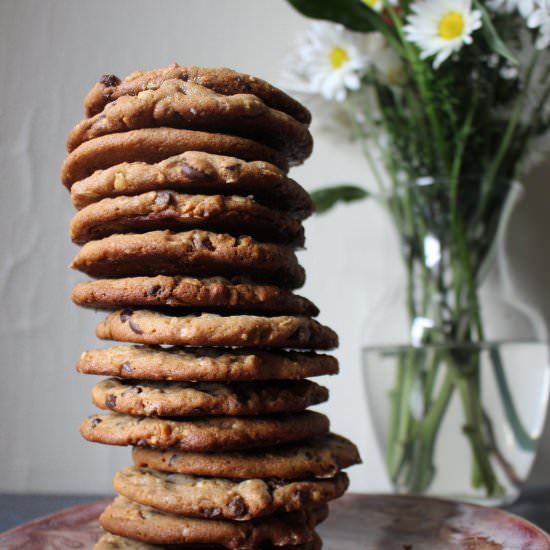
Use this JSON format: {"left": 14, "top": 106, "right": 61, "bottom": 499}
{"left": 311, "top": 185, "right": 369, "bottom": 213}
{"left": 286, "top": 0, "right": 379, "bottom": 32}
{"left": 474, "top": 1, "right": 517, "bottom": 64}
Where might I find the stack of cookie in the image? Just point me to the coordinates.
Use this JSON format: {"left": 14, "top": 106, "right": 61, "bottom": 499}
{"left": 61, "top": 65, "right": 360, "bottom": 550}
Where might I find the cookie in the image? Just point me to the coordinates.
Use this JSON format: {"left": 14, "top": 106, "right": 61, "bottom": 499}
{"left": 95, "top": 310, "right": 338, "bottom": 350}
{"left": 132, "top": 433, "right": 361, "bottom": 480}
{"left": 71, "top": 230, "right": 305, "bottom": 288}
{"left": 61, "top": 128, "right": 288, "bottom": 188}
{"left": 99, "top": 497, "right": 326, "bottom": 549}
{"left": 72, "top": 276, "right": 318, "bottom": 316}
{"left": 113, "top": 466, "right": 348, "bottom": 520}
{"left": 80, "top": 411, "right": 330, "bottom": 451}
{"left": 69, "top": 153, "right": 313, "bottom": 218}
{"left": 92, "top": 378, "right": 329, "bottom": 417}
{"left": 93, "top": 532, "right": 322, "bottom": 550}
{"left": 77, "top": 346, "right": 339, "bottom": 382}
{"left": 69, "top": 191, "right": 305, "bottom": 245}
{"left": 68, "top": 80, "right": 312, "bottom": 166}
{"left": 84, "top": 64, "right": 311, "bottom": 125}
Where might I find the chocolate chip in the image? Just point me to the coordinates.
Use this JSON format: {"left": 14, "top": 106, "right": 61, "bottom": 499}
{"left": 121, "top": 362, "right": 133, "bottom": 375}
{"left": 90, "top": 417, "right": 103, "bottom": 429}
{"left": 296, "top": 489, "right": 309, "bottom": 505}
{"left": 105, "top": 394, "right": 117, "bottom": 409}
{"left": 203, "top": 237, "right": 215, "bottom": 251}
{"left": 154, "top": 191, "right": 172, "bottom": 208}
{"left": 225, "top": 163, "right": 241, "bottom": 172}
{"left": 236, "top": 76, "right": 252, "bottom": 92}
{"left": 192, "top": 234, "right": 215, "bottom": 251}
{"left": 128, "top": 319, "right": 144, "bottom": 335}
{"left": 180, "top": 74, "right": 190, "bottom": 82}
{"left": 147, "top": 284, "right": 162, "bottom": 296}
{"left": 227, "top": 496, "right": 247, "bottom": 518}
{"left": 120, "top": 309, "right": 133, "bottom": 322}
{"left": 181, "top": 161, "right": 208, "bottom": 180}
{"left": 202, "top": 507, "right": 222, "bottom": 518}
{"left": 168, "top": 454, "right": 178, "bottom": 467}
{"left": 99, "top": 74, "right": 120, "bottom": 87}
{"left": 132, "top": 386, "right": 144, "bottom": 394}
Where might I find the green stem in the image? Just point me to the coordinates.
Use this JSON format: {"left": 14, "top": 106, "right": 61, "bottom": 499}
{"left": 453, "top": 214, "right": 534, "bottom": 455}
{"left": 449, "top": 87, "right": 480, "bottom": 312}
{"left": 386, "top": 353, "right": 407, "bottom": 477}
{"left": 382, "top": 0, "right": 451, "bottom": 174}
{"left": 386, "top": 357, "right": 418, "bottom": 481}
{"left": 406, "top": 366, "right": 455, "bottom": 493}
{"left": 490, "top": 347, "right": 535, "bottom": 451}
{"left": 454, "top": 364, "right": 504, "bottom": 498}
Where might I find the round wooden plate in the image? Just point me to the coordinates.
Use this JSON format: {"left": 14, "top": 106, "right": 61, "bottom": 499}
{"left": 0, "top": 494, "right": 549, "bottom": 549}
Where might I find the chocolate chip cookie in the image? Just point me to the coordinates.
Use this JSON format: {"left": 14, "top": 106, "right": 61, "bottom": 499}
{"left": 77, "top": 346, "right": 338, "bottom": 381}
{"left": 132, "top": 433, "right": 360, "bottom": 480}
{"left": 70, "top": 191, "right": 305, "bottom": 245}
{"left": 81, "top": 411, "right": 330, "bottom": 451}
{"left": 99, "top": 497, "right": 326, "bottom": 548}
{"left": 113, "top": 466, "right": 348, "bottom": 520}
{"left": 68, "top": 80, "right": 313, "bottom": 166}
{"left": 95, "top": 310, "right": 338, "bottom": 350}
{"left": 71, "top": 230, "right": 305, "bottom": 288}
{"left": 72, "top": 276, "right": 317, "bottom": 315}
{"left": 84, "top": 64, "right": 311, "bottom": 125}
{"left": 69, "top": 152, "right": 313, "bottom": 218}
{"left": 94, "top": 532, "right": 322, "bottom": 550}
{"left": 61, "top": 128, "right": 288, "bottom": 188}
{"left": 92, "top": 378, "right": 328, "bottom": 417}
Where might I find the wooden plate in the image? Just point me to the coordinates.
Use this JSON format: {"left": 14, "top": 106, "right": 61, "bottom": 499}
{"left": 0, "top": 494, "right": 549, "bottom": 549}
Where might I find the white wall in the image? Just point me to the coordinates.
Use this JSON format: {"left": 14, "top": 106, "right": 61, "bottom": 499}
{"left": 0, "top": 0, "right": 548, "bottom": 494}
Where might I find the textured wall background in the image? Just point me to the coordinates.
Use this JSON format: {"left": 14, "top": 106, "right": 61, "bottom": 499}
{"left": 0, "top": 0, "right": 549, "bottom": 494}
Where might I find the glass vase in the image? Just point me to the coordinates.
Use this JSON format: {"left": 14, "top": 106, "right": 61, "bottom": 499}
{"left": 361, "top": 178, "right": 550, "bottom": 505}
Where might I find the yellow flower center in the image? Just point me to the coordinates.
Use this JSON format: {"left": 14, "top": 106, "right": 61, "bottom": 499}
{"left": 438, "top": 11, "right": 465, "bottom": 40}
{"left": 362, "top": 0, "right": 380, "bottom": 7}
{"left": 330, "top": 46, "right": 349, "bottom": 69}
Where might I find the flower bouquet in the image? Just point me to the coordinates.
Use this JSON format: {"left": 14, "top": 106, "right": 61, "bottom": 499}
{"left": 284, "top": 0, "right": 550, "bottom": 502}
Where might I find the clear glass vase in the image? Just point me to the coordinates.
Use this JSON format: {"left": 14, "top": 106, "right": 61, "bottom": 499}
{"left": 361, "top": 178, "right": 550, "bottom": 505}
{"left": 363, "top": 342, "right": 549, "bottom": 505}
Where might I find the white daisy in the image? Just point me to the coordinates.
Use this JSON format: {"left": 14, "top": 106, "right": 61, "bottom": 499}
{"left": 403, "top": 0, "right": 483, "bottom": 69}
{"left": 280, "top": 56, "right": 355, "bottom": 140}
{"left": 487, "top": 0, "right": 537, "bottom": 17}
{"left": 295, "top": 22, "right": 369, "bottom": 102}
{"left": 361, "top": 0, "right": 399, "bottom": 12}
{"left": 527, "top": 0, "right": 550, "bottom": 49}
